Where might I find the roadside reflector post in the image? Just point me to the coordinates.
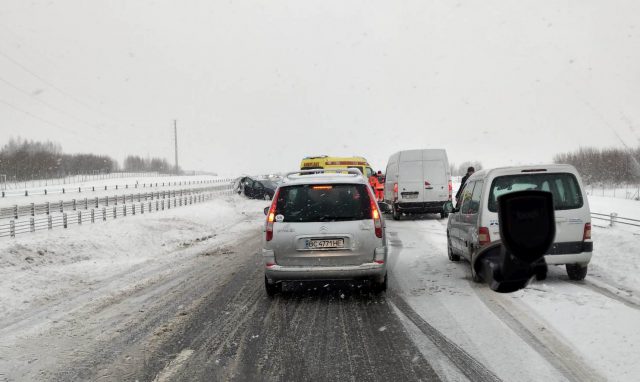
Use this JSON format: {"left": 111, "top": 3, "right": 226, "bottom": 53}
{"left": 63, "top": 213, "right": 68, "bottom": 229}
{"left": 123, "top": 205, "right": 127, "bottom": 217}
{"left": 132, "top": 204, "right": 136, "bottom": 215}
{"left": 13, "top": 205, "right": 18, "bottom": 219}
{"left": 140, "top": 202, "right": 144, "bottom": 214}
{"left": 91, "top": 209, "right": 95, "bottom": 223}
{"left": 84, "top": 198, "right": 88, "bottom": 210}
{"left": 161, "top": 200, "right": 165, "bottom": 210}
{"left": 102, "top": 207, "right": 106, "bottom": 221}
{"left": 44, "top": 189, "right": 47, "bottom": 195}
{"left": 59, "top": 200, "right": 63, "bottom": 213}
{"left": 30, "top": 217, "right": 35, "bottom": 232}
{"left": 95, "top": 197, "right": 99, "bottom": 208}
{"left": 46, "top": 202, "right": 50, "bottom": 215}
{"left": 48, "top": 215, "right": 52, "bottom": 229}
{"left": 10, "top": 220, "right": 15, "bottom": 237}
{"left": 156, "top": 200, "right": 159, "bottom": 211}
{"left": 610, "top": 213, "right": 618, "bottom": 227}
{"left": 30, "top": 203, "right": 35, "bottom": 216}
{"left": 78, "top": 211, "right": 82, "bottom": 225}
{"left": 78, "top": 187, "right": 81, "bottom": 193}
{"left": 72, "top": 199, "right": 76, "bottom": 211}
{"left": 113, "top": 206, "right": 117, "bottom": 219}
{"left": 25, "top": 190, "right": 28, "bottom": 196}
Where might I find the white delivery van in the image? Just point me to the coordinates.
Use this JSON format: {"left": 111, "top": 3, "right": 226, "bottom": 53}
{"left": 384, "top": 149, "right": 452, "bottom": 220}
{"left": 446, "top": 164, "right": 593, "bottom": 281}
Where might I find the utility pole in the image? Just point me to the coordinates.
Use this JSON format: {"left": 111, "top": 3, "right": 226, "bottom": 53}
{"left": 174, "top": 119, "right": 179, "bottom": 174}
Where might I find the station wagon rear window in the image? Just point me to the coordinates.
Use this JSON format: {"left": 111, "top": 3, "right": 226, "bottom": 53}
{"left": 275, "top": 184, "right": 373, "bottom": 222}
{"left": 488, "top": 173, "right": 583, "bottom": 212}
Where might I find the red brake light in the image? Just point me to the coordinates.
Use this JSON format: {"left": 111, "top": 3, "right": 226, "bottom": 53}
{"left": 393, "top": 183, "right": 398, "bottom": 201}
{"left": 265, "top": 188, "right": 280, "bottom": 241}
{"left": 478, "top": 227, "right": 491, "bottom": 246}
{"left": 448, "top": 180, "right": 453, "bottom": 200}
{"left": 583, "top": 223, "right": 591, "bottom": 240}
{"left": 367, "top": 187, "right": 383, "bottom": 238}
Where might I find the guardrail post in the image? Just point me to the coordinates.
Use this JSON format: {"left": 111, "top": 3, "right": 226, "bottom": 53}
{"left": 62, "top": 188, "right": 65, "bottom": 194}
{"left": 46, "top": 202, "right": 50, "bottom": 215}
{"left": 95, "top": 197, "right": 99, "bottom": 208}
{"left": 161, "top": 200, "right": 165, "bottom": 210}
{"left": 148, "top": 201, "right": 152, "bottom": 212}
{"left": 141, "top": 202, "right": 144, "bottom": 214}
{"left": 59, "top": 200, "right": 63, "bottom": 213}
{"left": 30, "top": 217, "right": 35, "bottom": 232}
{"left": 13, "top": 205, "right": 18, "bottom": 219}
{"left": 30, "top": 203, "right": 35, "bottom": 216}
{"left": 114, "top": 195, "right": 118, "bottom": 205}
{"left": 132, "top": 204, "right": 136, "bottom": 215}
{"left": 63, "top": 213, "right": 68, "bottom": 228}
{"left": 102, "top": 207, "right": 106, "bottom": 221}
{"left": 113, "top": 206, "right": 117, "bottom": 219}
{"left": 44, "top": 189, "right": 47, "bottom": 195}
{"left": 123, "top": 205, "right": 127, "bottom": 217}
{"left": 10, "top": 220, "right": 15, "bottom": 237}
{"left": 91, "top": 209, "right": 95, "bottom": 223}
{"left": 167, "top": 198, "right": 170, "bottom": 209}
{"left": 610, "top": 213, "right": 618, "bottom": 227}
{"left": 78, "top": 211, "right": 82, "bottom": 225}
{"left": 156, "top": 200, "right": 159, "bottom": 211}
{"left": 106, "top": 196, "right": 109, "bottom": 206}
{"left": 48, "top": 215, "right": 52, "bottom": 229}
{"left": 78, "top": 187, "right": 81, "bottom": 193}
{"left": 25, "top": 190, "right": 28, "bottom": 196}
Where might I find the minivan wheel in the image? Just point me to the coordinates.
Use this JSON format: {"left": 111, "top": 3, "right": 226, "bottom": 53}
{"left": 265, "top": 276, "right": 281, "bottom": 296}
{"left": 392, "top": 205, "right": 400, "bottom": 221}
{"left": 566, "top": 264, "right": 588, "bottom": 281}
{"left": 372, "top": 274, "right": 388, "bottom": 294}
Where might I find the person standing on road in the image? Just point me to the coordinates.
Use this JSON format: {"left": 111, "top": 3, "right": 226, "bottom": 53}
{"left": 455, "top": 166, "right": 475, "bottom": 206}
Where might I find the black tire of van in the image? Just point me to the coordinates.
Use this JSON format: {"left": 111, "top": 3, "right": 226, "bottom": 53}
{"left": 392, "top": 204, "right": 401, "bottom": 221}
{"left": 566, "top": 264, "right": 588, "bottom": 281}
{"left": 372, "top": 273, "right": 388, "bottom": 294}
{"left": 265, "top": 276, "right": 281, "bottom": 296}
{"left": 447, "top": 235, "right": 460, "bottom": 262}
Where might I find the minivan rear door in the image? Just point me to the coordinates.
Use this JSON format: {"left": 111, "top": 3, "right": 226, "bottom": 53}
{"left": 423, "top": 160, "right": 448, "bottom": 202}
{"left": 271, "top": 184, "right": 379, "bottom": 267}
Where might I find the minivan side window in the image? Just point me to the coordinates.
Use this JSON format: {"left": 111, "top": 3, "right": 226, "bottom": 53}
{"left": 460, "top": 181, "right": 475, "bottom": 214}
{"left": 488, "top": 173, "right": 583, "bottom": 212}
{"left": 468, "top": 180, "right": 483, "bottom": 214}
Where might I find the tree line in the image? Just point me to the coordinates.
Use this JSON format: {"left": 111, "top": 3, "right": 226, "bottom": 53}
{"left": 0, "top": 138, "right": 177, "bottom": 181}
{"left": 553, "top": 146, "right": 640, "bottom": 184}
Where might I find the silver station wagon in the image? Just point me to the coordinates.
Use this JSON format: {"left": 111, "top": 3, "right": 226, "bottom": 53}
{"left": 262, "top": 169, "right": 388, "bottom": 296}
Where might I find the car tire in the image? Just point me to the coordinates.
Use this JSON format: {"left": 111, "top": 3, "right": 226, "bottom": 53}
{"left": 566, "top": 264, "right": 588, "bottom": 281}
{"left": 392, "top": 205, "right": 400, "bottom": 221}
{"left": 265, "top": 276, "right": 281, "bottom": 296}
{"left": 264, "top": 193, "right": 271, "bottom": 200}
{"left": 447, "top": 236, "right": 460, "bottom": 262}
{"left": 470, "top": 261, "right": 482, "bottom": 282}
{"left": 372, "top": 273, "right": 388, "bottom": 294}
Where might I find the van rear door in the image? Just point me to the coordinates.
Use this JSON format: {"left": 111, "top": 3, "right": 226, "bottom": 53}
{"left": 423, "top": 160, "right": 448, "bottom": 202}
{"left": 398, "top": 161, "right": 424, "bottom": 203}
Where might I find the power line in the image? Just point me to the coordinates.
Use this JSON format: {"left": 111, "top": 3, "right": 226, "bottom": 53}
{"left": 0, "top": 98, "right": 84, "bottom": 137}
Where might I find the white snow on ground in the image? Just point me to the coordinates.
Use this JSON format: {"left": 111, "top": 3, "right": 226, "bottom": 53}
{"left": 0, "top": 174, "right": 228, "bottom": 207}
{"left": 388, "top": 217, "right": 640, "bottom": 382}
{"left": 0, "top": 195, "right": 267, "bottom": 322}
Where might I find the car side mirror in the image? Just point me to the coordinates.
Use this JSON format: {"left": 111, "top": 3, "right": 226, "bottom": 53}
{"left": 443, "top": 201, "right": 454, "bottom": 213}
{"left": 472, "top": 190, "right": 555, "bottom": 293}
{"left": 263, "top": 206, "right": 269, "bottom": 215}
{"left": 378, "top": 202, "right": 392, "bottom": 214}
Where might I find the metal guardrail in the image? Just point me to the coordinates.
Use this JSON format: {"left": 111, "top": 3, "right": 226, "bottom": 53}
{"left": 0, "top": 183, "right": 235, "bottom": 238}
{"left": 0, "top": 178, "right": 231, "bottom": 198}
{"left": 591, "top": 212, "right": 640, "bottom": 228}
{"left": 0, "top": 182, "right": 234, "bottom": 221}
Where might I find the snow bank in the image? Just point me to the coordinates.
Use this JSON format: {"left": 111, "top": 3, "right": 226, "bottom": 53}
{"left": 0, "top": 195, "right": 267, "bottom": 322}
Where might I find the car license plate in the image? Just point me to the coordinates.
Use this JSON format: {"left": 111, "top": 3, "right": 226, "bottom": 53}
{"left": 402, "top": 192, "right": 418, "bottom": 199}
{"left": 305, "top": 238, "right": 344, "bottom": 249}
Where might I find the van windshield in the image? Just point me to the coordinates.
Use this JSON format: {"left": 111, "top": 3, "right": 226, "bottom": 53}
{"left": 275, "top": 184, "right": 372, "bottom": 222}
{"left": 488, "top": 173, "right": 584, "bottom": 212}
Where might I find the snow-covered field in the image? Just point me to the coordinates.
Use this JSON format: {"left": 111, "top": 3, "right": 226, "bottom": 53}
{"left": 0, "top": 195, "right": 267, "bottom": 323}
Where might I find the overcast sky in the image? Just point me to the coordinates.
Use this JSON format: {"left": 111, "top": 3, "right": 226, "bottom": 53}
{"left": 1, "top": 0, "right": 639, "bottom": 175}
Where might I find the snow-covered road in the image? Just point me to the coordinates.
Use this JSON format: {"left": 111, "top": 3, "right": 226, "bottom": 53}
{"left": 0, "top": 197, "right": 638, "bottom": 381}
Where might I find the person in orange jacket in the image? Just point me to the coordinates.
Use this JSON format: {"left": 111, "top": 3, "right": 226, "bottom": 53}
{"left": 369, "top": 171, "right": 385, "bottom": 202}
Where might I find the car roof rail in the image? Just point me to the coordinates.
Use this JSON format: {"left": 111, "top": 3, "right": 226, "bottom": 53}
{"left": 284, "top": 168, "right": 363, "bottom": 180}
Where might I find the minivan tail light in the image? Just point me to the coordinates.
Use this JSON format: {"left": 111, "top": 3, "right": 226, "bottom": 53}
{"left": 478, "top": 227, "right": 491, "bottom": 246}
{"left": 393, "top": 183, "right": 398, "bottom": 201}
{"left": 367, "top": 187, "right": 383, "bottom": 238}
{"left": 265, "top": 188, "right": 280, "bottom": 242}
{"left": 583, "top": 223, "right": 591, "bottom": 240}
{"left": 448, "top": 180, "right": 452, "bottom": 200}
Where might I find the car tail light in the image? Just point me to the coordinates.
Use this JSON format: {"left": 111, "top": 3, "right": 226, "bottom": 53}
{"left": 265, "top": 188, "right": 280, "bottom": 242}
{"left": 448, "top": 180, "right": 452, "bottom": 200}
{"left": 583, "top": 223, "right": 591, "bottom": 240}
{"left": 478, "top": 226, "right": 491, "bottom": 246}
{"left": 367, "top": 187, "right": 383, "bottom": 238}
{"left": 393, "top": 183, "right": 398, "bottom": 201}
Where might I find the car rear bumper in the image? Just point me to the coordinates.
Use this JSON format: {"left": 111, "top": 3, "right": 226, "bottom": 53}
{"left": 265, "top": 262, "right": 386, "bottom": 282}
{"left": 396, "top": 201, "right": 447, "bottom": 213}
{"left": 544, "top": 241, "right": 593, "bottom": 266}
